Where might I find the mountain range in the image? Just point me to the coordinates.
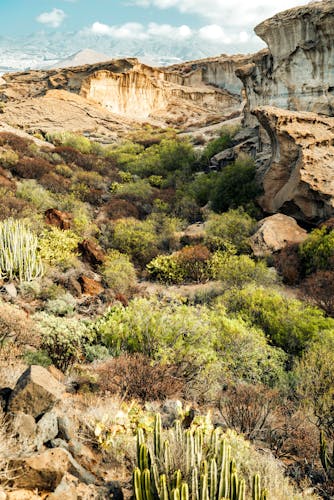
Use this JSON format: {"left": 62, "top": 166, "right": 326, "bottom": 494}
{"left": 0, "top": 30, "right": 262, "bottom": 74}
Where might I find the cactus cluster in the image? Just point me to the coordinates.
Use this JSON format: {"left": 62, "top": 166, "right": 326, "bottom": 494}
{"left": 320, "top": 430, "right": 334, "bottom": 480}
{"left": 133, "top": 414, "right": 268, "bottom": 500}
{"left": 0, "top": 218, "right": 43, "bottom": 282}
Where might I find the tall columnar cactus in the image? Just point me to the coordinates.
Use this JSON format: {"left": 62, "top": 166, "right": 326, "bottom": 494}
{"left": 0, "top": 218, "right": 43, "bottom": 282}
{"left": 320, "top": 430, "right": 334, "bottom": 480}
{"left": 133, "top": 413, "right": 269, "bottom": 500}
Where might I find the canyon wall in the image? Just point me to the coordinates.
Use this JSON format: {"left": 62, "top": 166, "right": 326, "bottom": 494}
{"left": 237, "top": 1, "right": 334, "bottom": 124}
{"left": 235, "top": 0, "right": 334, "bottom": 221}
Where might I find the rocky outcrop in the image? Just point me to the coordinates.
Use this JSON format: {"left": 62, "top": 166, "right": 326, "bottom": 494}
{"left": 0, "top": 58, "right": 242, "bottom": 135}
{"left": 236, "top": 1, "right": 334, "bottom": 125}
{"left": 254, "top": 106, "right": 334, "bottom": 221}
{"left": 45, "top": 208, "right": 72, "bottom": 230}
{"left": 250, "top": 213, "right": 308, "bottom": 256}
{"left": 8, "top": 366, "right": 64, "bottom": 418}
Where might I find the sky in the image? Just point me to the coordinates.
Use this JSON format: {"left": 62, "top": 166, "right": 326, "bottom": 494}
{"left": 0, "top": 0, "right": 309, "bottom": 44}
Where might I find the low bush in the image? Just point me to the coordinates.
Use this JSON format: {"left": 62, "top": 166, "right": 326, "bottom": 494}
{"left": 205, "top": 208, "right": 257, "bottom": 253}
{"left": 0, "top": 132, "right": 33, "bottom": 155}
{"left": 299, "top": 226, "right": 334, "bottom": 274}
{"left": 0, "top": 149, "right": 19, "bottom": 168}
{"left": 99, "top": 250, "right": 137, "bottom": 296}
{"left": 38, "top": 227, "right": 80, "bottom": 268}
{"left": 44, "top": 292, "right": 76, "bottom": 316}
{"left": 0, "top": 301, "right": 37, "bottom": 350}
{"left": 224, "top": 285, "right": 334, "bottom": 357}
{"left": 35, "top": 312, "right": 94, "bottom": 371}
{"left": 12, "top": 157, "right": 51, "bottom": 179}
{"left": 46, "top": 131, "right": 92, "bottom": 154}
{"left": 94, "top": 353, "right": 184, "bottom": 401}
{"left": 210, "top": 155, "right": 260, "bottom": 213}
{"left": 16, "top": 180, "right": 55, "bottom": 212}
{"left": 274, "top": 243, "right": 303, "bottom": 285}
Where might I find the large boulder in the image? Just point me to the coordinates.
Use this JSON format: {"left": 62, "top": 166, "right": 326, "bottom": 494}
{"left": 8, "top": 366, "right": 64, "bottom": 418}
{"left": 250, "top": 214, "right": 307, "bottom": 256}
{"left": 45, "top": 208, "right": 72, "bottom": 230}
{"left": 78, "top": 240, "right": 106, "bottom": 267}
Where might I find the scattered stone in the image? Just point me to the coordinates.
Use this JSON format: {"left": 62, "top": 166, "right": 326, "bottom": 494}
{"left": 78, "top": 240, "right": 106, "bottom": 267}
{"left": 36, "top": 411, "right": 58, "bottom": 450}
{"left": 45, "top": 208, "right": 72, "bottom": 230}
{"left": 6, "top": 490, "right": 40, "bottom": 499}
{"left": 47, "top": 366, "right": 65, "bottom": 384}
{"left": 12, "top": 448, "right": 70, "bottom": 490}
{"left": 79, "top": 276, "right": 104, "bottom": 296}
{"left": 57, "top": 416, "right": 75, "bottom": 442}
{"left": 11, "top": 412, "right": 36, "bottom": 446}
{"left": 4, "top": 283, "right": 17, "bottom": 298}
{"left": 250, "top": 214, "right": 308, "bottom": 257}
{"left": 8, "top": 366, "right": 64, "bottom": 418}
{"left": 50, "top": 438, "right": 69, "bottom": 450}
{"left": 48, "top": 472, "right": 108, "bottom": 500}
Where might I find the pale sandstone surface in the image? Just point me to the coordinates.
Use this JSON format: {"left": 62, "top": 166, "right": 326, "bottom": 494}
{"left": 237, "top": 1, "right": 334, "bottom": 125}
{"left": 250, "top": 213, "right": 308, "bottom": 256}
{"left": 254, "top": 106, "right": 334, "bottom": 221}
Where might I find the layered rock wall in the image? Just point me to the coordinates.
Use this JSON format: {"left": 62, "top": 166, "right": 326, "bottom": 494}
{"left": 237, "top": 0, "right": 334, "bottom": 125}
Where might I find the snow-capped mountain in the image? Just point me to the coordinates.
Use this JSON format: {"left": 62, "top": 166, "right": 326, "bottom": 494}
{"left": 0, "top": 30, "right": 261, "bottom": 74}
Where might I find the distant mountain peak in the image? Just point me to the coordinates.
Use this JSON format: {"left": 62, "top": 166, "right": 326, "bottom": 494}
{"left": 50, "top": 48, "right": 110, "bottom": 69}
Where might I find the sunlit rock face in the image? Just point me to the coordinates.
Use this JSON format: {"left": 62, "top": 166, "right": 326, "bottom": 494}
{"left": 237, "top": 1, "right": 334, "bottom": 126}
{"left": 254, "top": 106, "right": 334, "bottom": 222}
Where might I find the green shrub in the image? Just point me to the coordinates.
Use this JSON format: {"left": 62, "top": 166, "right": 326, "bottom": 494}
{"left": 224, "top": 286, "right": 334, "bottom": 357}
{"left": 84, "top": 344, "right": 110, "bottom": 362}
{"left": 110, "top": 217, "right": 158, "bottom": 265}
{"left": 0, "top": 149, "right": 19, "bottom": 168}
{"left": 210, "top": 155, "right": 259, "bottom": 213}
{"left": 46, "top": 131, "right": 92, "bottom": 154}
{"left": 38, "top": 227, "right": 80, "bottom": 267}
{"left": 23, "top": 350, "right": 52, "bottom": 367}
{"left": 91, "top": 297, "right": 285, "bottom": 395}
{"left": 35, "top": 312, "right": 94, "bottom": 371}
{"left": 205, "top": 208, "right": 257, "bottom": 253}
{"left": 213, "top": 254, "right": 277, "bottom": 288}
{"left": 45, "top": 292, "right": 76, "bottom": 316}
{"left": 0, "top": 218, "right": 43, "bottom": 282}
{"left": 294, "top": 332, "right": 334, "bottom": 435}
{"left": 16, "top": 180, "right": 55, "bottom": 212}
{"left": 299, "top": 226, "right": 334, "bottom": 274}
{"left": 99, "top": 250, "right": 137, "bottom": 296}
{"left": 198, "top": 127, "right": 235, "bottom": 168}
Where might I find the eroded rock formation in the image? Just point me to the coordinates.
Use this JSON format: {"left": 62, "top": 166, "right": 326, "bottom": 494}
{"left": 237, "top": 0, "right": 334, "bottom": 125}
{"left": 254, "top": 106, "right": 334, "bottom": 221}
{"left": 0, "top": 58, "right": 242, "bottom": 136}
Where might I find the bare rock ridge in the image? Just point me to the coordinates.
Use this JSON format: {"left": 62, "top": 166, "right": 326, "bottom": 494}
{"left": 0, "top": 57, "right": 243, "bottom": 136}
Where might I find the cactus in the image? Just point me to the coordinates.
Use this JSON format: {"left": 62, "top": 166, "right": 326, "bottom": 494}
{"left": 0, "top": 218, "right": 43, "bottom": 282}
{"left": 134, "top": 413, "right": 269, "bottom": 500}
{"left": 320, "top": 430, "right": 334, "bottom": 479}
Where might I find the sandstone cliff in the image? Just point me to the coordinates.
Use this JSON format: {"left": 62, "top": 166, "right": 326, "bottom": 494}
{"left": 0, "top": 58, "right": 242, "bottom": 138}
{"left": 237, "top": 1, "right": 334, "bottom": 125}
{"left": 254, "top": 106, "right": 334, "bottom": 221}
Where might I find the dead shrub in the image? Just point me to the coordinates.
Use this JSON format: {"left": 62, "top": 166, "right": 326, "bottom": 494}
{"left": 94, "top": 353, "right": 184, "bottom": 402}
{"left": 12, "top": 157, "right": 51, "bottom": 179}
{"left": 0, "top": 132, "right": 33, "bottom": 156}
{"left": 219, "top": 382, "right": 279, "bottom": 440}
{"left": 0, "top": 193, "right": 33, "bottom": 220}
{"left": 300, "top": 270, "right": 334, "bottom": 316}
{"left": 274, "top": 243, "right": 303, "bottom": 284}
{"left": 0, "top": 302, "right": 38, "bottom": 351}
{"left": 103, "top": 199, "right": 140, "bottom": 220}
{"left": 39, "top": 172, "right": 71, "bottom": 193}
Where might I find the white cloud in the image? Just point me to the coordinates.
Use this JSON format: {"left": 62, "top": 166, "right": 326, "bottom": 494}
{"left": 86, "top": 21, "right": 193, "bottom": 41}
{"left": 198, "top": 25, "right": 231, "bottom": 43}
{"left": 90, "top": 21, "right": 148, "bottom": 39}
{"left": 36, "top": 8, "right": 66, "bottom": 28}
{"left": 147, "top": 23, "right": 192, "bottom": 39}
{"left": 128, "top": 0, "right": 307, "bottom": 27}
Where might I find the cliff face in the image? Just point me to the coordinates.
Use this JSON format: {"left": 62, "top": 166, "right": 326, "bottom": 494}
{"left": 234, "top": 1, "right": 334, "bottom": 222}
{"left": 0, "top": 58, "right": 241, "bottom": 134}
{"left": 254, "top": 106, "right": 334, "bottom": 221}
{"left": 237, "top": 0, "right": 334, "bottom": 125}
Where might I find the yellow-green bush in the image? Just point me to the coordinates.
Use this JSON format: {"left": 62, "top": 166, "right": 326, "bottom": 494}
{"left": 99, "top": 249, "right": 137, "bottom": 296}
{"left": 38, "top": 227, "right": 80, "bottom": 268}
